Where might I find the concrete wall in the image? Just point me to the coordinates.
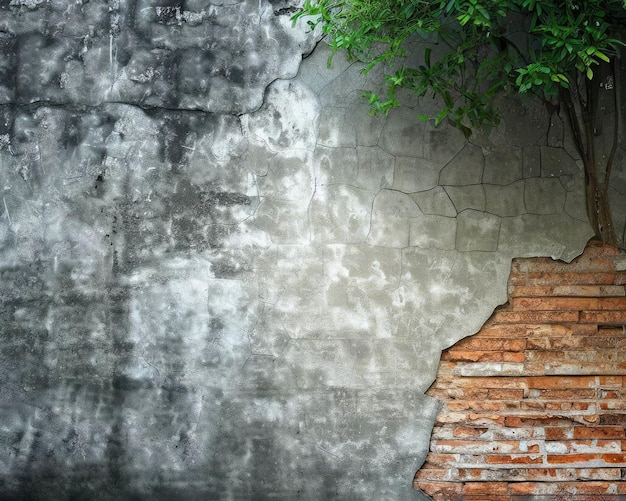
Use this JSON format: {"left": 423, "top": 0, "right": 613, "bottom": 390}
{"left": 0, "top": 1, "right": 624, "bottom": 499}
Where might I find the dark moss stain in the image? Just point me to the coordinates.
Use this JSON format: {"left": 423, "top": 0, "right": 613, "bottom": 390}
{"left": 0, "top": 32, "right": 18, "bottom": 96}
{"left": 157, "top": 178, "right": 253, "bottom": 253}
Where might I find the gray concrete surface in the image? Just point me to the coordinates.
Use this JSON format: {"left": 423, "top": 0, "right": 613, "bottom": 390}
{"left": 0, "top": 1, "right": 624, "bottom": 499}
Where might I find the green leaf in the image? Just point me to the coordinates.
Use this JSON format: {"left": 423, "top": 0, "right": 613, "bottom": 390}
{"left": 458, "top": 13, "right": 471, "bottom": 26}
{"left": 595, "top": 50, "right": 610, "bottom": 62}
{"left": 476, "top": 5, "right": 490, "bottom": 20}
{"left": 435, "top": 108, "right": 450, "bottom": 126}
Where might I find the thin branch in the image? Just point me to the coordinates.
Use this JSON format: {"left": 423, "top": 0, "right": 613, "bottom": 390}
{"left": 559, "top": 86, "right": 586, "bottom": 160}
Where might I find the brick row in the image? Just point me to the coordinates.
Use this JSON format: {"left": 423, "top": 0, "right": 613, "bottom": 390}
{"left": 439, "top": 361, "right": 626, "bottom": 377}
{"left": 430, "top": 438, "right": 622, "bottom": 455}
{"left": 440, "top": 400, "right": 605, "bottom": 414}
{"left": 423, "top": 452, "right": 626, "bottom": 468}
{"left": 512, "top": 271, "right": 619, "bottom": 286}
{"left": 429, "top": 375, "right": 624, "bottom": 391}
{"left": 510, "top": 285, "right": 626, "bottom": 297}
{"left": 416, "top": 467, "right": 624, "bottom": 482}
{"left": 513, "top": 296, "right": 626, "bottom": 311}
{"left": 431, "top": 439, "right": 542, "bottom": 454}
{"left": 478, "top": 323, "right": 601, "bottom": 337}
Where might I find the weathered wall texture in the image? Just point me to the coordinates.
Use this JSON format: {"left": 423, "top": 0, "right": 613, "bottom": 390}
{"left": 0, "top": 1, "right": 624, "bottom": 499}
{"left": 416, "top": 241, "right": 626, "bottom": 499}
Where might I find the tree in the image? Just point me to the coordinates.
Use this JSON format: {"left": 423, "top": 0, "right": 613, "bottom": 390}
{"left": 293, "top": 0, "right": 626, "bottom": 246}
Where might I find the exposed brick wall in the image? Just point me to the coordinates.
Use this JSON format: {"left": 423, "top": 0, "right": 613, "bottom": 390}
{"left": 415, "top": 240, "right": 626, "bottom": 500}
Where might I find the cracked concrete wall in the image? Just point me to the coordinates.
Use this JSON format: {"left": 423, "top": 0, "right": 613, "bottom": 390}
{"left": 0, "top": 1, "right": 625, "bottom": 500}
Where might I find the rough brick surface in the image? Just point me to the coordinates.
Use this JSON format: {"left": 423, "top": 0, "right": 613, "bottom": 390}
{"left": 415, "top": 240, "right": 626, "bottom": 500}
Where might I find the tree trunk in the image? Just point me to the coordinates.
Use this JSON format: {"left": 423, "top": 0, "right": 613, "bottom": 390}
{"left": 559, "top": 76, "right": 619, "bottom": 247}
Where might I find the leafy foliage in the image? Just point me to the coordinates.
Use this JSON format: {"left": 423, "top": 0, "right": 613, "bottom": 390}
{"left": 294, "top": 0, "right": 626, "bottom": 245}
{"left": 293, "top": 0, "right": 625, "bottom": 135}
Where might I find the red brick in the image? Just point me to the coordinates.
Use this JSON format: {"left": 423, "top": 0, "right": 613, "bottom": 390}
{"left": 413, "top": 468, "right": 450, "bottom": 481}
{"left": 442, "top": 350, "right": 525, "bottom": 363}
{"left": 422, "top": 453, "right": 458, "bottom": 467}
{"left": 526, "top": 272, "right": 615, "bottom": 285}
{"left": 552, "top": 285, "right": 626, "bottom": 296}
{"left": 437, "top": 376, "right": 528, "bottom": 390}
{"left": 453, "top": 338, "right": 526, "bottom": 351}
{"left": 485, "top": 454, "right": 543, "bottom": 464}
{"left": 478, "top": 324, "right": 528, "bottom": 337}
{"left": 535, "top": 388, "right": 597, "bottom": 400}
{"left": 521, "top": 400, "right": 546, "bottom": 410}
{"left": 602, "top": 454, "right": 626, "bottom": 464}
{"left": 545, "top": 428, "right": 572, "bottom": 440}
{"left": 433, "top": 440, "right": 540, "bottom": 455}
{"left": 447, "top": 400, "right": 515, "bottom": 412}
{"left": 508, "top": 482, "right": 542, "bottom": 495}
{"left": 525, "top": 338, "right": 550, "bottom": 350}
{"left": 615, "top": 272, "right": 626, "bottom": 285}
{"left": 600, "top": 400, "right": 626, "bottom": 410}
{"left": 505, "top": 415, "right": 580, "bottom": 427}
{"left": 435, "top": 410, "right": 504, "bottom": 427}
{"left": 577, "top": 240, "right": 621, "bottom": 256}
{"left": 580, "top": 310, "right": 626, "bottom": 323}
{"left": 583, "top": 337, "right": 626, "bottom": 349}
{"left": 424, "top": 388, "right": 451, "bottom": 400}
{"left": 526, "top": 323, "right": 597, "bottom": 337}
{"left": 509, "top": 270, "right": 527, "bottom": 286}
{"left": 544, "top": 402, "right": 571, "bottom": 411}
{"left": 576, "top": 468, "right": 623, "bottom": 480}
{"left": 598, "top": 376, "right": 623, "bottom": 387}
{"left": 531, "top": 362, "right": 616, "bottom": 376}
{"left": 526, "top": 375, "right": 597, "bottom": 389}
{"left": 600, "top": 389, "right": 625, "bottom": 399}
{"left": 526, "top": 468, "right": 571, "bottom": 480}
{"left": 574, "top": 481, "right": 626, "bottom": 495}
{"left": 510, "top": 480, "right": 626, "bottom": 495}
{"left": 528, "top": 337, "right": 586, "bottom": 350}
{"left": 453, "top": 427, "right": 488, "bottom": 438}
{"left": 525, "top": 349, "right": 566, "bottom": 361}
{"left": 513, "top": 297, "right": 599, "bottom": 311}
{"left": 488, "top": 389, "right": 525, "bottom": 400}
{"left": 573, "top": 426, "right": 626, "bottom": 439}
{"left": 583, "top": 414, "right": 601, "bottom": 423}
{"left": 461, "top": 495, "right": 508, "bottom": 501}
{"left": 509, "top": 285, "right": 555, "bottom": 297}
{"left": 493, "top": 310, "right": 579, "bottom": 323}
{"left": 413, "top": 481, "right": 462, "bottom": 498}
{"left": 546, "top": 453, "right": 596, "bottom": 464}
{"left": 546, "top": 481, "right": 622, "bottom": 495}
{"left": 460, "top": 468, "right": 485, "bottom": 479}
{"left": 462, "top": 482, "right": 508, "bottom": 495}
{"left": 598, "top": 297, "right": 626, "bottom": 310}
